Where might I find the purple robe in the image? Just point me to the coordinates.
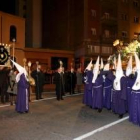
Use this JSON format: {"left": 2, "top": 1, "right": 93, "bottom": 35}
{"left": 129, "top": 73, "right": 140, "bottom": 126}
{"left": 16, "top": 74, "right": 29, "bottom": 113}
{"left": 112, "top": 76, "right": 127, "bottom": 115}
{"left": 92, "top": 74, "right": 103, "bottom": 109}
{"left": 129, "top": 90, "right": 140, "bottom": 126}
{"left": 103, "top": 71, "right": 113, "bottom": 110}
{"left": 83, "top": 70, "right": 93, "bottom": 106}
{"left": 126, "top": 75, "right": 136, "bottom": 113}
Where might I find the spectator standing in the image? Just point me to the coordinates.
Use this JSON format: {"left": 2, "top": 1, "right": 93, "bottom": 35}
{"left": 68, "top": 68, "right": 76, "bottom": 94}
{"left": 54, "top": 62, "right": 65, "bottom": 101}
{"left": 31, "top": 63, "right": 45, "bottom": 100}
{"left": 7, "top": 69, "right": 18, "bottom": 105}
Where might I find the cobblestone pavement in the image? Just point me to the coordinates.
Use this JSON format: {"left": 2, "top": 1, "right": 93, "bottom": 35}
{"left": 0, "top": 93, "right": 140, "bottom": 140}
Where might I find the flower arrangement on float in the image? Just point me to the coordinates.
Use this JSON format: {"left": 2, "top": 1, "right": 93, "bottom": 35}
{"left": 108, "top": 39, "right": 140, "bottom": 68}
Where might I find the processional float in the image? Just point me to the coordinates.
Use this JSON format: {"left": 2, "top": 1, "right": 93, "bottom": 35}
{"left": 0, "top": 39, "right": 15, "bottom": 67}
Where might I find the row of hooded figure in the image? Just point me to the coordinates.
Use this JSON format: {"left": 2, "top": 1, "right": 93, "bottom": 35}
{"left": 83, "top": 53, "right": 140, "bottom": 127}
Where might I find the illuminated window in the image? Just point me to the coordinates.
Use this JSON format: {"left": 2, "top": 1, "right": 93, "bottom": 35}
{"left": 23, "top": 5, "right": 26, "bottom": 10}
{"left": 91, "top": 28, "right": 96, "bottom": 35}
{"left": 122, "top": 31, "right": 127, "bottom": 37}
{"left": 134, "top": 16, "right": 139, "bottom": 23}
{"left": 133, "top": 0, "right": 139, "bottom": 7}
{"left": 23, "top": 14, "right": 26, "bottom": 18}
{"left": 122, "top": 0, "right": 128, "bottom": 3}
{"left": 93, "top": 46, "right": 100, "bottom": 53}
{"left": 121, "top": 14, "right": 128, "bottom": 20}
{"left": 91, "top": 10, "right": 96, "bottom": 17}
{"left": 105, "top": 13, "right": 110, "bottom": 19}
{"left": 102, "top": 47, "right": 112, "bottom": 54}
{"left": 105, "top": 30, "right": 110, "bottom": 38}
{"left": 134, "top": 32, "right": 139, "bottom": 39}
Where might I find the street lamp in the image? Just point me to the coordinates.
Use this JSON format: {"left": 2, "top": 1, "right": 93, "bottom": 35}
{"left": 12, "top": 38, "right": 16, "bottom": 67}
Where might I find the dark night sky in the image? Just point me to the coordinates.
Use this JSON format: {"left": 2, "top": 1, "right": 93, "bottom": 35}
{"left": 0, "top": 0, "right": 16, "bottom": 15}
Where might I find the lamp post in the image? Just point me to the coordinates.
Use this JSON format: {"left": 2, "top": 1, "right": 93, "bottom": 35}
{"left": 12, "top": 38, "right": 16, "bottom": 67}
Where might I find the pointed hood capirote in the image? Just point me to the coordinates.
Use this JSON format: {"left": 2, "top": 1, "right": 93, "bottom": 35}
{"left": 92, "top": 56, "right": 100, "bottom": 83}
{"left": 10, "top": 60, "right": 28, "bottom": 82}
{"left": 103, "top": 56, "right": 110, "bottom": 71}
{"left": 85, "top": 60, "right": 93, "bottom": 71}
{"left": 84, "top": 60, "right": 93, "bottom": 83}
{"left": 126, "top": 56, "right": 132, "bottom": 76}
{"left": 100, "top": 58, "right": 104, "bottom": 70}
{"left": 112, "top": 57, "right": 116, "bottom": 70}
{"left": 132, "top": 53, "right": 140, "bottom": 90}
{"left": 103, "top": 63, "right": 110, "bottom": 71}
{"left": 113, "top": 54, "right": 124, "bottom": 90}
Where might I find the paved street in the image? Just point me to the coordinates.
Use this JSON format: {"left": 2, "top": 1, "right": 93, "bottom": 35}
{"left": 0, "top": 93, "right": 140, "bottom": 140}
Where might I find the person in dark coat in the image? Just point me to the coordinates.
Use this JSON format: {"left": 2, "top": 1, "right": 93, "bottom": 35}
{"left": 68, "top": 68, "right": 76, "bottom": 95}
{"left": 54, "top": 67, "right": 65, "bottom": 101}
{"left": 0, "top": 66, "right": 10, "bottom": 103}
{"left": 31, "top": 64, "right": 45, "bottom": 100}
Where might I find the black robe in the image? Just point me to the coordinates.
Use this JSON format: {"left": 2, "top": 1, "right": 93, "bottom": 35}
{"left": 31, "top": 70, "right": 45, "bottom": 99}
{"left": 67, "top": 71, "right": 76, "bottom": 94}
{"left": 54, "top": 72, "right": 65, "bottom": 100}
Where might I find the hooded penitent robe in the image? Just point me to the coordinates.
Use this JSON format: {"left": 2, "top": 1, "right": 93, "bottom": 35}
{"left": 16, "top": 73, "right": 29, "bottom": 113}
{"left": 112, "top": 76, "right": 127, "bottom": 115}
{"left": 92, "top": 73, "right": 103, "bottom": 109}
{"left": 129, "top": 72, "right": 140, "bottom": 126}
{"left": 126, "top": 74, "right": 136, "bottom": 113}
{"left": 83, "top": 70, "right": 93, "bottom": 106}
{"left": 102, "top": 70, "right": 113, "bottom": 110}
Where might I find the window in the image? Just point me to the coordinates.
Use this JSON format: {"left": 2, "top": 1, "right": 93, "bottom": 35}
{"left": 93, "top": 46, "right": 100, "bottom": 53}
{"left": 121, "top": 14, "right": 128, "bottom": 21}
{"left": 122, "top": 0, "right": 128, "bottom": 3}
{"left": 91, "top": 10, "right": 96, "bottom": 17}
{"left": 105, "top": 13, "right": 110, "bottom": 19}
{"left": 23, "top": 14, "right": 26, "bottom": 18}
{"left": 122, "top": 31, "right": 127, "bottom": 37}
{"left": 91, "top": 28, "right": 96, "bottom": 35}
{"left": 133, "top": 0, "right": 139, "bottom": 7}
{"left": 105, "top": 30, "right": 110, "bottom": 38}
{"left": 23, "top": 5, "right": 26, "bottom": 10}
{"left": 87, "top": 45, "right": 93, "bottom": 54}
{"left": 102, "top": 47, "right": 112, "bottom": 54}
{"left": 134, "top": 32, "right": 140, "bottom": 39}
{"left": 10, "top": 25, "right": 17, "bottom": 42}
{"left": 134, "top": 16, "right": 139, "bottom": 23}
{"left": 87, "top": 45, "right": 100, "bottom": 54}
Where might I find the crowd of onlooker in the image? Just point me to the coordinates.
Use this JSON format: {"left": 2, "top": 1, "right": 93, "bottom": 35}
{"left": 0, "top": 64, "right": 84, "bottom": 105}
